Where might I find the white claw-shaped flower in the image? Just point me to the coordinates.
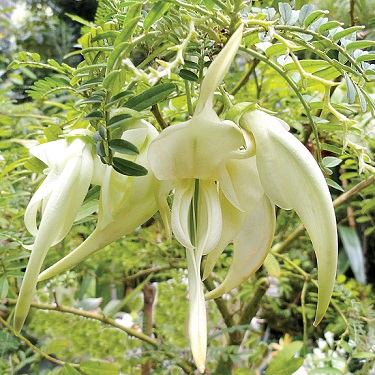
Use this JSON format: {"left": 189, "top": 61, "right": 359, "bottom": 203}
{"left": 14, "top": 133, "right": 101, "bottom": 332}
{"left": 148, "top": 24, "right": 244, "bottom": 372}
{"left": 38, "top": 120, "right": 159, "bottom": 282}
{"left": 240, "top": 110, "right": 338, "bottom": 325}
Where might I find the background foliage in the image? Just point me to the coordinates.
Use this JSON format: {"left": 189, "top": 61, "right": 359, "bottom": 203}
{"left": 1, "top": 0, "right": 375, "bottom": 374}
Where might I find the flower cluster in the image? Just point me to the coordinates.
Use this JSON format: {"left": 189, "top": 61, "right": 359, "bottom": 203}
{"left": 15, "top": 24, "right": 337, "bottom": 373}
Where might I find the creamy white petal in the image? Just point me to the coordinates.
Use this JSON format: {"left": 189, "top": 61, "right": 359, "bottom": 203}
{"left": 38, "top": 122, "right": 159, "bottom": 281}
{"left": 203, "top": 191, "right": 246, "bottom": 280}
{"left": 197, "top": 180, "right": 222, "bottom": 256}
{"left": 15, "top": 153, "right": 89, "bottom": 332}
{"left": 241, "top": 110, "right": 338, "bottom": 324}
{"left": 171, "top": 179, "right": 195, "bottom": 249}
{"left": 148, "top": 109, "right": 244, "bottom": 181}
{"left": 195, "top": 24, "right": 243, "bottom": 114}
{"left": 186, "top": 247, "right": 207, "bottom": 374}
{"left": 205, "top": 194, "right": 275, "bottom": 300}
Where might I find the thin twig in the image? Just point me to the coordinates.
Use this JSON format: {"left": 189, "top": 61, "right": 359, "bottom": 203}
{"left": 273, "top": 176, "right": 375, "bottom": 254}
{"left": 5, "top": 298, "right": 158, "bottom": 347}
{"left": 0, "top": 314, "right": 79, "bottom": 368}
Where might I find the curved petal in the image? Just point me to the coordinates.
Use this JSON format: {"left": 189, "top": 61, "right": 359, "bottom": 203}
{"left": 24, "top": 171, "right": 58, "bottom": 236}
{"left": 205, "top": 194, "right": 275, "bottom": 300}
{"left": 203, "top": 157, "right": 265, "bottom": 279}
{"left": 203, "top": 191, "right": 246, "bottom": 280}
{"left": 38, "top": 122, "right": 159, "bottom": 281}
{"left": 197, "top": 180, "right": 222, "bottom": 256}
{"left": 15, "top": 154, "right": 87, "bottom": 332}
{"left": 241, "top": 110, "right": 338, "bottom": 324}
{"left": 171, "top": 179, "right": 195, "bottom": 249}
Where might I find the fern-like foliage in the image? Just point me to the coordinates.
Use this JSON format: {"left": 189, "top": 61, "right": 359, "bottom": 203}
{"left": 26, "top": 76, "right": 74, "bottom": 100}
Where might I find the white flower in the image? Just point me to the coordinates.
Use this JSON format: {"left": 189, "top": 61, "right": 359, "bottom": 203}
{"left": 148, "top": 24, "right": 245, "bottom": 373}
{"left": 37, "top": 120, "right": 159, "bottom": 281}
{"left": 14, "top": 133, "right": 101, "bottom": 332}
{"left": 148, "top": 21, "right": 337, "bottom": 372}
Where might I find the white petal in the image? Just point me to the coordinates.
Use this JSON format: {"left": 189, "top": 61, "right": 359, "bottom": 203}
{"left": 195, "top": 24, "right": 243, "bottom": 114}
{"left": 205, "top": 194, "right": 275, "bottom": 300}
{"left": 148, "top": 111, "right": 244, "bottom": 181}
{"left": 186, "top": 247, "right": 207, "bottom": 373}
{"left": 197, "top": 180, "right": 222, "bottom": 256}
{"left": 203, "top": 191, "right": 246, "bottom": 280}
{"left": 241, "top": 110, "right": 338, "bottom": 324}
{"left": 15, "top": 154, "right": 86, "bottom": 332}
{"left": 171, "top": 179, "right": 195, "bottom": 249}
{"left": 38, "top": 122, "right": 159, "bottom": 281}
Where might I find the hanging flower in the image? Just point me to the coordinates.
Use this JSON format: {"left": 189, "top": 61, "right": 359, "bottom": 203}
{"left": 14, "top": 131, "right": 102, "bottom": 332}
{"left": 148, "top": 22, "right": 337, "bottom": 372}
{"left": 37, "top": 120, "right": 159, "bottom": 281}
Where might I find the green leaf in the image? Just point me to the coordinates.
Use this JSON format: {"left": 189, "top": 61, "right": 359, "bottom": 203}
{"left": 80, "top": 360, "right": 120, "bottom": 375}
{"left": 45, "top": 339, "right": 72, "bottom": 355}
{"left": 24, "top": 157, "right": 47, "bottom": 173}
{"left": 345, "top": 40, "right": 375, "bottom": 51}
{"left": 114, "top": 17, "right": 140, "bottom": 47}
{"left": 326, "top": 178, "right": 344, "bottom": 192}
{"left": 84, "top": 111, "right": 103, "bottom": 121}
{"left": 344, "top": 73, "right": 356, "bottom": 104}
{"left": 356, "top": 53, "right": 375, "bottom": 62}
{"left": 332, "top": 26, "right": 364, "bottom": 42}
{"left": 263, "top": 253, "right": 281, "bottom": 277}
{"left": 278, "top": 3, "right": 292, "bottom": 23}
{"left": 112, "top": 157, "right": 148, "bottom": 176}
{"left": 179, "top": 69, "right": 199, "bottom": 81}
{"left": 318, "top": 21, "right": 343, "bottom": 33}
{"left": 352, "top": 352, "right": 375, "bottom": 359}
{"left": 105, "top": 90, "right": 133, "bottom": 108}
{"left": 266, "top": 342, "right": 304, "bottom": 375}
{"left": 75, "top": 200, "right": 99, "bottom": 222}
{"left": 78, "top": 96, "right": 104, "bottom": 106}
{"left": 96, "top": 141, "right": 106, "bottom": 157}
{"left": 298, "top": 4, "right": 314, "bottom": 24}
{"left": 107, "top": 114, "right": 132, "bottom": 128}
{"left": 144, "top": 2, "right": 171, "bottom": 30}
{"left": 109, "top": 139, "right": 139, "bottom": 155}
{"left": 338, "top": 226, "right": 366, "bottom": 284}
{"left": 123, "top": 83, "right": 176, "bottom": 111}
{"left": 62, "top": 364, "right": 81, "bottom": 375}
{"left": 303, "top": 10, "right": 329, "bottom": 28}
{"left": 355, "top": 84, "right": 367, "bottom": 112}
{"left": 0, "top": 277, "right": 9, "bottom": 299}
{"left": 322, "top": 156, "right": 342, "bottom": 168}
{"left": 102, "top": 69, "right": 121, "bottom": 89}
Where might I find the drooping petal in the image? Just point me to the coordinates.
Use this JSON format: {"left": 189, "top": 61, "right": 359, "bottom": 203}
{"left": 205, "top": 194, "right": 275, "bottom": 300}
{"left": 196, "top": 180, "right": 222, "bottom": 256}
{"left": 241, "top": 110, "right": 338, "bottom": 324}
{"left": 186, "top": 247, "right": 207, "bottom": 374}
{"left": 203, "top": 157, "right": 265, "bottom": 279}
{"left": 171, "top": 179, "right": 195, "bottom": 249}
{"left": 38, "top": 121, "right": 159, "bottom": 281}
{"left": 15, "top": 148, "right": 93, "bottom": 332}
{"left": 203, "top": 191, "right": 246, "bottom": 280}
